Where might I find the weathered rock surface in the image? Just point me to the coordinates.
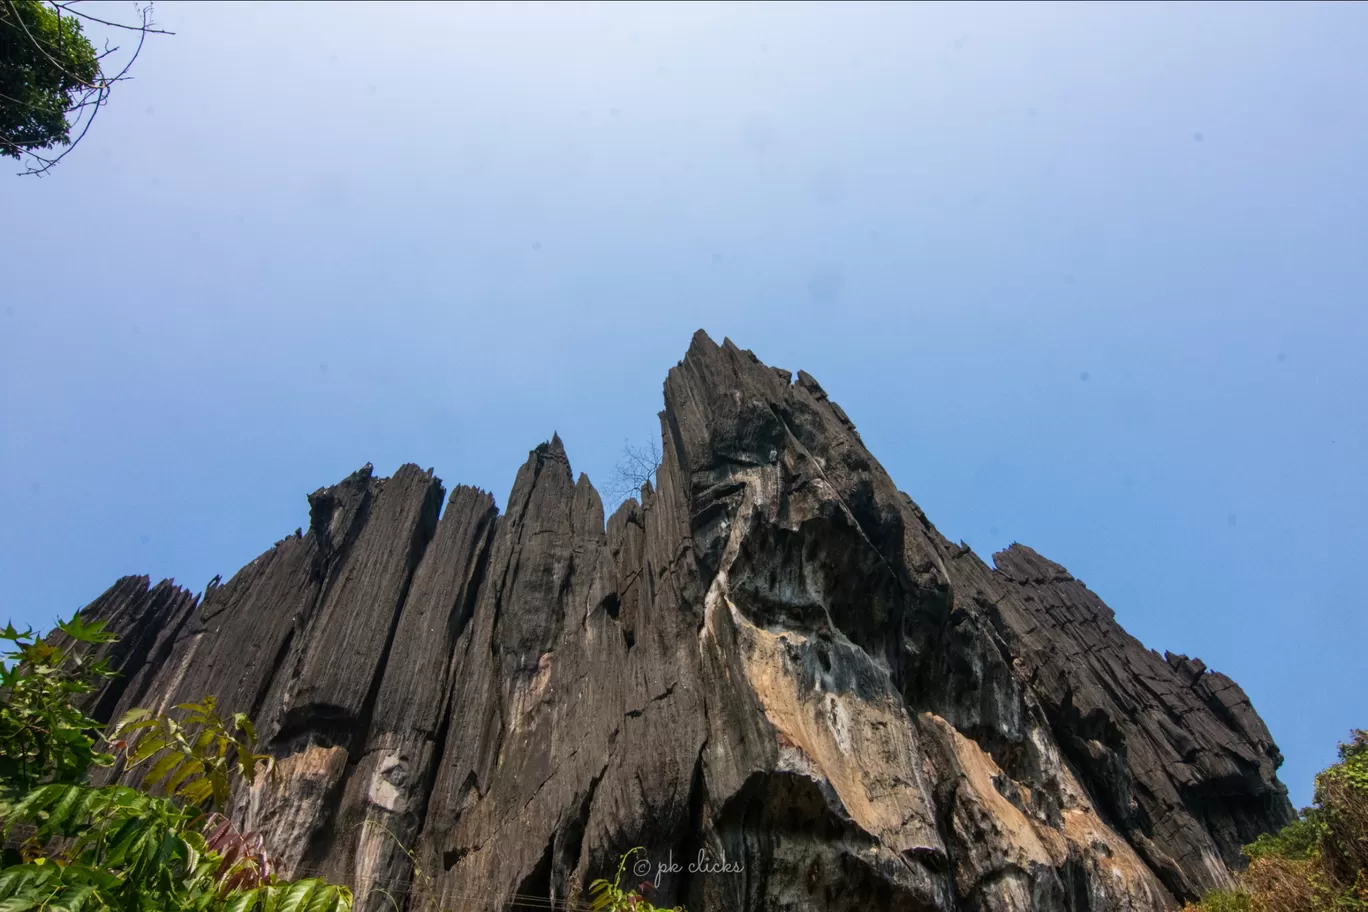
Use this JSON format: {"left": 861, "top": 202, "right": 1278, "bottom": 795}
{"left": 70, "top": 331, "right": 1293, "bottom": 911}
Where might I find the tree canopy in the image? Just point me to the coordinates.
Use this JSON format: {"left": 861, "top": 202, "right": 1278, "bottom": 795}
{"left": 0, "top": 0, "right": 164, "bottom": 174}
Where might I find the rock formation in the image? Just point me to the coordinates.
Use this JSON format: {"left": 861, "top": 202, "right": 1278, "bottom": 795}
{"left": 71, "top": 331, "right": 1292, "bottom": 911}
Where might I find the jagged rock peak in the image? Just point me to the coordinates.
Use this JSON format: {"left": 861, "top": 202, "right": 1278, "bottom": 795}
{"left": 69, "top": 330, "right": 1291, "bottom": 912}
{"left": 991, "top": 542, "right": 1075, "bottom": 583}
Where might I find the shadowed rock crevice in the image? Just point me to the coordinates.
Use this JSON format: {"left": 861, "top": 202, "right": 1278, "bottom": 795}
{"left": 71, "top": 331, "right": 1292, "bottom": 911}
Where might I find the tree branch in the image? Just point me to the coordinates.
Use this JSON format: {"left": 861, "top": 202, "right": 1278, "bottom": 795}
{"left": 20, "top": 82, "right": 103, "bottom": 174}
{"left": 3, "top": 1, "right": 164, "bottom": 175}
{"left": 53, "top": 0, "right": 173, "bottom": 35}
{"left": 606, "top": 438, "right": 663, "bottom": 507}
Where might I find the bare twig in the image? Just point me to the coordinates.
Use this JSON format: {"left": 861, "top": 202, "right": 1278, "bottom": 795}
{"left": 94, "top": 40, "right": 123, "bottom": 62}
{"left": 52, "top": 1, "right": 173, "bottom": 35}
{"left": 80, "top": 3, "right": 156, "bottom": 86}
{"left": 20, "top": 79, "right": 103, "bottom": 174}
{"left": 606, "top": 438, "right": 663, "bottom": 507}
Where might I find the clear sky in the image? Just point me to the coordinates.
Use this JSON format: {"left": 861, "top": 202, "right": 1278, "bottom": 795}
{"left": 2, "top": 1, "right": 1364, "bottom": 807}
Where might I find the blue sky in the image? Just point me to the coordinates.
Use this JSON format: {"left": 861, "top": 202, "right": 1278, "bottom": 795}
{"left": 2, "top": 1, "right": 1363, "bottom": 806}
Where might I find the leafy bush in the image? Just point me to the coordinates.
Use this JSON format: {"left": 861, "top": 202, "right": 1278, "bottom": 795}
{"left": 1318, "top": 732, "right": 1368, "bottom": 888}
{"left": 0, "top": 614, "right": 353, "bottom": 912}
{"left": 1246, "top": 814, "right": 1324, "bottom": 863}
{"left": 1185, "top": 729, "right": 1368, "bottom": 912}
{"left": 0, "top": 616, "right": 118, "bottom": 794}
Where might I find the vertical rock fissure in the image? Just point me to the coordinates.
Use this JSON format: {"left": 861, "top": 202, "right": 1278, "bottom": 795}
{"left": 413, "top": 516, "right": 499, "bottom": 850}
{"left": 350, "top": 496, "right": 441, "bottom": 758}
{"left": 485, "top": 452, "right": 549, "bottom": 669}
{"left": 555, "top": 760, "right": 609, "bottom": 902}
{"left": 250, "top": 625, "right": 296, "bottom": 724}
{"left": 270, "top": 486, "right": 379, "bottom": 741}
{"left": 676, "top": 738, "right": 710, "bottom": 908}
{"left": 450, "top": 510, "right": 498, "bottom": 647}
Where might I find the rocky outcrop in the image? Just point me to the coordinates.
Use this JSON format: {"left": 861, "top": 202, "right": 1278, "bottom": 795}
{"left": 70, "top": 331, "right": 1293, "bottom": 911}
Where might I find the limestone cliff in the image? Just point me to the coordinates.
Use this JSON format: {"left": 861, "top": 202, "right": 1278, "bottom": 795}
{"left": 72, "top": 331, "right": 1293, "bottom": 911}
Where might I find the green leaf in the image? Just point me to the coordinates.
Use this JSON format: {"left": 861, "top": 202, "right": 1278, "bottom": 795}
{"left": 181, "top": 836, "right": 201, "bottom": 881}
{"left": 260, "top": 884, "right": 284, "bottom": 912}
{"left": 111, "top": 717, "right": 159, "bottom": 737}
{"left": 210, "top": 768, "right": 230, "bottom": 812}
{"left": 163, "top": 756, "right": 203, "bottom": 799}
{"left": 38, "top": 783, "right": 86, "bottom": 837}
{"left": 194, "top": 728, "right": 218, "bottom": 756}
{"left": 140, "top": 751, "right": 185, "bottom": 793}
{"left": 129, "top": 822, "right": 163, "bottom": 873}
{"left": 0, "top": 866, "right": 56, "bottom": 912}
{"left": 46, "top": 883, "right": 96, "bottom": 912}
{"left": 178, "top": 776, "right": 215, "bottom": 807}
{"left": 105, "top": 817, "right": 147, "bottom": 866}
{"left": 0, "top": 869, "right": 23, "bottom": 901}
{"left": 57, "top": 616, "right": 112, "bottom": 644}
{"left": 128, "top": 733, "right": 170, "bottom": 766}
{"left": 274, "top": 880, "right": 317, "bottom": 912}
{"left": 0, "top": 866, "right": 42, "bottom": 902}
{"left": 232, "top": 713, "right": 257, "bottom": 746}
{"left": 7, "top": 783, "right": 66, "bottom": 826}
{"left": 302, "top": 885, "right": 350, "bottom": 912}
{"left": 220, "top": 889, "right": 261, "bottom": 912}
{"left": 112, "top": 707, "right": 152, "bottom": 732}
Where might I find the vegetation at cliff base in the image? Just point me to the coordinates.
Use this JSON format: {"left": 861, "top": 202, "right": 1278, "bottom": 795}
{"left": 0, "top": 614, "right": 352, "bottom": 912}
{"left": 1185, "top": 729, "right": 1368, "bottom": 912}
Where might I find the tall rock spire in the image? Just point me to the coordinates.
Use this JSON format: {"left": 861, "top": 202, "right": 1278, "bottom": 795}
{"left": 70, "top": 331, "right": 1292, "bottom": 912}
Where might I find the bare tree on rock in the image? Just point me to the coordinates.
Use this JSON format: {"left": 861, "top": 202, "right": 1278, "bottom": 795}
{"left": 605, "top": 438, "right": 661, "bottom": 508}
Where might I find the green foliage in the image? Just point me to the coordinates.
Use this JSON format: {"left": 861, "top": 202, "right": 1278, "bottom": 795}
{"left": 1316, "top": 731, "right": 1368, "bottom": 899}
{"left": 0, "top": 0, "right": 100, "bottom": 159}
{"left": 1242, "top": 731, "right": 1368, "bottom": 869}
{"left": 1320, "top": 731, "right": 1368, "bottom": 801}
{"left": 1336, "top": 734, "right": 1368, "bottom": 774}
{"left": 0, "top": 617, "right": 117, "bottom": 800}
{"left": 1188, "top": 889, "right": 1252, "bottom": 912}
{"left": 110, "top": 698, "right": 273, "bottom": 812}
{"left": 1246, "top": 812, "right": 1325, "bottom": 863}
{"left": 589, "top": 848, "right": 684, "bottom": 912}
{"left": 6, "top": 782, "right": 223, "bottom": 910}
{"left": 0, "top": 611, "right": 353, "bottom": 912}
{"left": 1186, "top": 729, "right": 1368, "bottom": 912}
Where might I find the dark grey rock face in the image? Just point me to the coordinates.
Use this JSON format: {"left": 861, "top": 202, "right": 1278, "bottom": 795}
{"left": 70, "top": 331, "right": 1293, "bottom": 911}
